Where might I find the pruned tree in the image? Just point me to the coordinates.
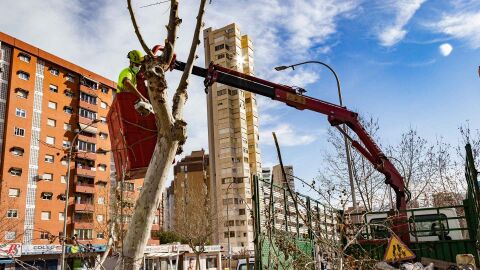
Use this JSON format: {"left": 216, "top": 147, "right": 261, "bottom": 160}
{"left": 115, "top": 0, "right": 208, "bottom": 268}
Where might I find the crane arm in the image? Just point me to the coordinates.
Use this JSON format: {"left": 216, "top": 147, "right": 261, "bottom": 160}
{"left": 173, "top": 60, "right": 409, "bottom": 212}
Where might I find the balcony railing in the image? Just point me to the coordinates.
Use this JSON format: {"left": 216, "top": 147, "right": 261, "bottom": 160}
{"left": 74, "top": 203, "right": 95, "bottom": 212}
{"left": 75, "top": 182, "right": 95, "bottom": 194}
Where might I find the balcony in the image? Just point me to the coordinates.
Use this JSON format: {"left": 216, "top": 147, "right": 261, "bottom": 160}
{"left": 79, "top": 84, "right": 97, "bottom": 96}
{"left": 77, "top": 151, "right": 96, "bottom": 161}
{"left": 75, "top": 182, "right": 95, "bottom": 194}
{"left": 78, "top": 116, "right": 98, "bottom": 128}
{"left": 79, "top": 100, "right": 97, "bottom": 112}
{"left": 78, "top": 133, "right": 97, "bottom": 144}
{"left": 73, "top": 220, "right": 94, "bottom": 230}
{"left": 76, "top": 165, "right": 96, "bottom": 178}
{"left": 74, "top": 202, "right": 95, "bottom": 213}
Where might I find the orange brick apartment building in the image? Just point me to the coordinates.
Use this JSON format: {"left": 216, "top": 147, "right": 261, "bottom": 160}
{"left": 0, "top": 32, "right": 160, "bottom": 268}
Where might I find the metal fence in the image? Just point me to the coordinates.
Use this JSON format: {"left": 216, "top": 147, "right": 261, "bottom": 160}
{"left": 252, "top": 176, "right": 340, "bottom": 269}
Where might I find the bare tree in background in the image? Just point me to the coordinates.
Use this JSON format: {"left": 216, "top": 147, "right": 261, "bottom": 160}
{"left": 387, "top": 128, "right": 435, "bottom": 208}
{"left": 115, "top": 0, "right": 209, "bottom": 268}
{"left": 458, "top": 121, "right": 480, "bottom": 167}
{"left": 173, "top": 171, "right": 215, "bottom": 270}
{"left": 323, "top": 116, "right": 386, "bottom": 211}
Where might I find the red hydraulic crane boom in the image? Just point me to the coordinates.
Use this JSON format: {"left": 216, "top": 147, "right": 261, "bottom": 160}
{"left": 131, "top": 47, "right": 411, "bottom": 241}
{"left": 172, "top": 60, "right": 410, "bottom": 213}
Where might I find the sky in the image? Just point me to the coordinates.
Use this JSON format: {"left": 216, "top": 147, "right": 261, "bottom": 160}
{"left": 1, "top": 0, "right": 479, "bottom": 194}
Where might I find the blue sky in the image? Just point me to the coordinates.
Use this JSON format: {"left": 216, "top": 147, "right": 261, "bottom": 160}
{"left": 1, "top": 0, "right": 479, "bottom": 191}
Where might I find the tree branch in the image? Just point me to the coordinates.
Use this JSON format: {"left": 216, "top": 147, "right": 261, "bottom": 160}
{"left": 172, "top": 0, "right": 208, "bottom": 121}
{"left": 127, "top": 0, "right": 154, "bottom": 58}
{"left": 161, "top": 0, "right": 180, "bottom": 67}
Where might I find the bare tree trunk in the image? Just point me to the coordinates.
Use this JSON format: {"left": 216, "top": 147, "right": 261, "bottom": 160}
{"left": 117, "top": 139, "right": 178, "bottom": 269}
{"left": 115, "top": 0, "right": 208, "bottom": 268}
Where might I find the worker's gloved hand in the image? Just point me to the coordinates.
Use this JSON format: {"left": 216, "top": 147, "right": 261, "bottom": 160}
{"left": 134, "top": 99, "right": 154, "bottom": 116}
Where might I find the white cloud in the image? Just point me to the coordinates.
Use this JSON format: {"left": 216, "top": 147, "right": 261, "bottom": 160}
{"left": 377, "top": 0, "right": 426, "bottom": 46}
{"left": 434, "top": 12, "right": 480, "bottom": 48}
{"left": 438, "top": 43, "right": 453, "bottom": 56}
{"left": 0, "top": 0, "right": 355, "bottom": 177}
{"left": 260, "top": 123, "right": 319, "bottom": 146}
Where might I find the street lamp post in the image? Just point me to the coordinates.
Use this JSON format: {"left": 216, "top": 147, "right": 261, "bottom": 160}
{"left": 60, "top": 119, "right": 100, "bottom": 270}
{"left": 275, "top": 61, "right": 357, "bottom": 209}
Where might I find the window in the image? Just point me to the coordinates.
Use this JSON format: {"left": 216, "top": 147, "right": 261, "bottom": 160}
{"left": 75, "top": 229, "right": 93, "bottom": 240}
{"left": 97, "top": 197, "right": 105, "bottom": 204}
{"left": 97, "top": 182, "right": 107, "bottom": 188}
{"left": 50, "top": 68, "right": 59, "bottom": 76}
{"left": 18, "top": 52, "right": 31, "bottom": 62}
{"left": 15, "top": 108, "right": 26, "bottom": 118}
{"left": 99, "top": 117, "right": 107, "bottom": 124}
{"left": 17, "top": 71, "right": 30, "bottom": 80}
{"left": 14, "top": 127, "right": 25, "bottom": 137}
{"left": 66, "top": 73, "right": 75, "bottom": 82}
{"left": 409, "top": 214, "right": 449, "bottom": 237}
{"left": 44, "top": 154, "right": 54, "bottom": 163}
{"left": 77, "top": 140, "right": 96, "bottom": 152}
{"left": 79, "top": 107, "right": 97, "bottom": 120}
{"left": 59, "top": 212, "right": 65, "bottom": 220}
{"left": 8, "top": 188, "right": 20, "bottom": 197}
{"left": 60, "top": 175, "right": 67, "bottom": 184}
{"left": 125, "top": 182, "right": 134, "bottom": 191}
{"left": 153, "top": 215, "right": 159, "bottom": 224}
{"left": 48, "top": 101, "right": 57, "bottom": 109}
{"left": 80, "top": 77, "right": 98, "bottom": 90}
{"left": 217, "top": 54, "right": 225, "bottom": 60}
{"left": 10, "top": 147, "right": 24, "bottom": 156}
{"left": 41, "top": 192, "right": 53, "bottom": 200}
{"left": 63, "top": 106, "right": 73, "bottom": 114}
{"left": 49, "top": 84, "right": 58, "bottom": 93}
{"left": 100, "top": 86, "right": 109, "bottom": 94}
{"left": 64, "top": 89, "right": 74, "bottom": 98}
{"left": 98, "top": 164, "right": 107, "bottom": 172}
{"left": 215, "top": 44, "right": 225, "bottom": 51}
{"left": 80, "top": 92, "right": 97, "bottom": 105}
{"left": 40, "top": 231, "right": 50, "bottom": 240}
{"left": 97, "top": 215, "right": 104, "bottom": 223}
{"left": 47, "top": 118, "right": 56, "bottom": 127}
{"left": 64, "top": 123, "right": 72, "bottom": 131}
{"left": 239, "top": 209, "right": 246, "bottom": 215}
{"left": 41, "top": 211, "right": 51, "bottom": 220}
{"left": 15, "top": 88, "right": 28, "bottom": 98}
{"left": 217, "top": 89, "right": 227, "bottom": 96}
{"left": 7, "top": 210, "right": 18, "bottom": 218}
{"left": 63, "top": 140, "right": 71, "bottom": 149}
{"left": 97, "top": 232, "right": 105, "bottom": 239}
{"left": 42, "top": 173, "right": 53, "bottom": 181}
{"left": 46, "top": 136, "right": 55, "bottom": 145}
{"left": 5, "top": 231, "right": 16, "bottom": 241}
{"left": 99, "top": 132, "right": 108, "bottom": 139}
{"left": 9, "top": 167, "right": 22, "bottom": 176}
{"left": 100, "top": 102, "right": 107, "bottom": 109}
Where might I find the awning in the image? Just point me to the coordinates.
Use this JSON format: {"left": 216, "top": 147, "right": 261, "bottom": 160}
{"left": 0, "top": 259, "right": 14, "bottom": 264}
{"left": 145, "top": 252, "right": 183, "bottom": 258}
{"left": 79, "top": 123, "right": 97, "bottom": 134}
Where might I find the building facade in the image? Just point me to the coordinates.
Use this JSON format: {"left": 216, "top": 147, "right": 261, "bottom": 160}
{"left": 272, "top": 165, "right": 295, "bottom": 191}
{"left": 0, "top": 32, "right": 160, "bottom": 268}
{"left": 171, "top": 150, "right": 211, "bottom": 241}
{"left": 204, "top": 23, "right": 261, "bottom": 251}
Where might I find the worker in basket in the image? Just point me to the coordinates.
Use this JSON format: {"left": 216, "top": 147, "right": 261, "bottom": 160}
{"left": 117, "top": 50, "right": 153, "bottom": 115}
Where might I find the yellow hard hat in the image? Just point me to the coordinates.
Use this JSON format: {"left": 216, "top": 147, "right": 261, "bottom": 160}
{"left": 127, "top": 50, "right": 144, "bottom": 64}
